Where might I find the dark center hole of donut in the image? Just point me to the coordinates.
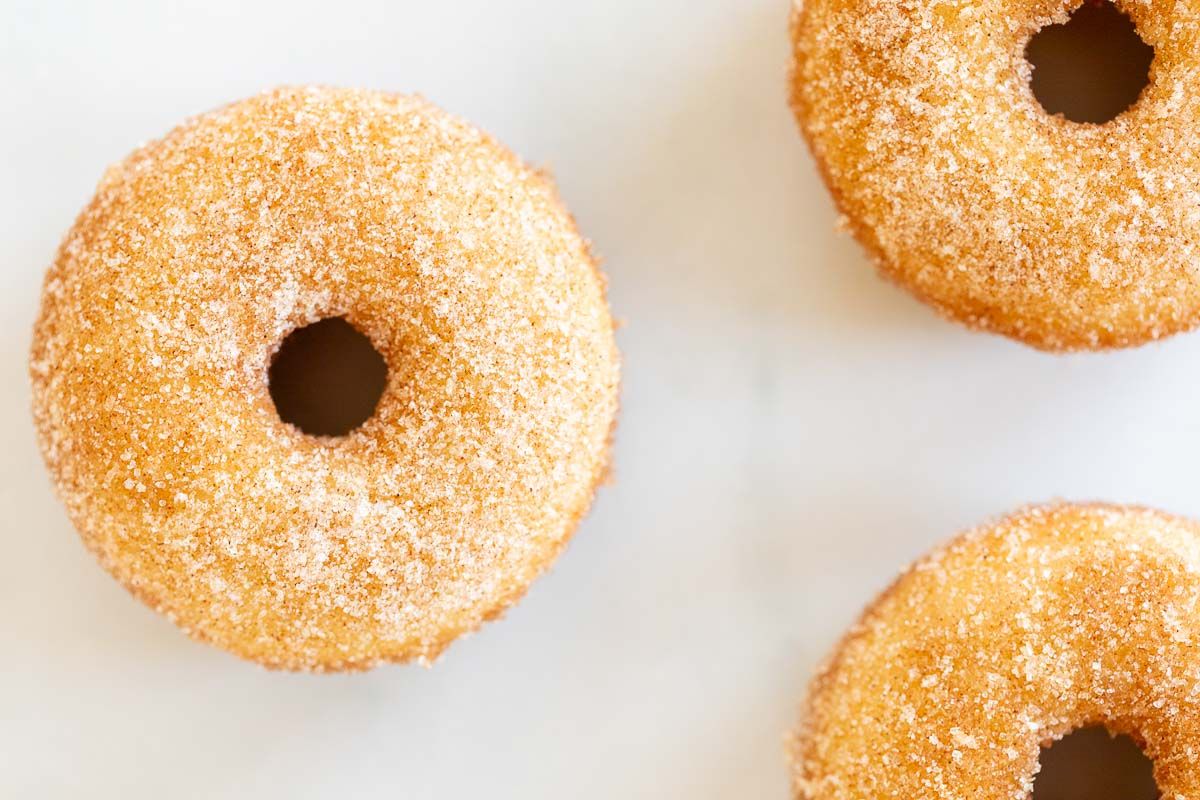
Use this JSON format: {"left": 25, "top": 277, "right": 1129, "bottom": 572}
{"left": 1025, "top": 1, "right": 1153, "bottom": 123}
{"left": 1032, "top": 727, "right": 1160, "bottom": 800}
{"left": 268, "top": 317, "right": 387, "bottom": 437}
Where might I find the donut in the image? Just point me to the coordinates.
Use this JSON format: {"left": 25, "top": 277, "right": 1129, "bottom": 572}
{"left": 30, "top": 86, "right": 620, "bottom": 671}
{"left": 790, "top": 0, "right": 1200, "bottom": 350}
{"left": 790, "top": 503, "right": 1200, "bottom": 798}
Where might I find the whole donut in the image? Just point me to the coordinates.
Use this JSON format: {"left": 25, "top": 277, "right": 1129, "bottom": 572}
{"left": 791, "top": 503, "right": 1200, "bottom": 798}
{"left": 30, "top": 86, "right": 620, "bottom": 671}
{"left": 790, "top": 0, "right": 1200, "bottom": 350}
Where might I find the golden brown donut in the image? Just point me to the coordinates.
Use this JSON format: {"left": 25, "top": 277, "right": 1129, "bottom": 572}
{"left": 790, "top": 503, "right": 1200, "bottom": 798}
{"left": 30, "top": 86, "right": 620, "bottom": 671}
{"left": 790, "top": 0, "right": 1200, "bottom": 350}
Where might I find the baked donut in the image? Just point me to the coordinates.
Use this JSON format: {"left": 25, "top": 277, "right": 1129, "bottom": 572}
{"left": 790, "top": 0, "right": 1200, "bottom": 350}
{"left": 790, "top": 503, "right": 1200, "bottom": 798}
{"left": 30, "top": 86, "right": 620, "bottom": 671}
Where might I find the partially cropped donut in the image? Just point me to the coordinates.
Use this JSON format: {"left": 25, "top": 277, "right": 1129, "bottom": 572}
{"left": 791, "top": 0, "right": 1200, "bottom": 350}
{"left": 791, "top": 503, "right": 1200, "bottom": 798}
{"left": 30, "top": 86, "right": 620, "bottom": 671}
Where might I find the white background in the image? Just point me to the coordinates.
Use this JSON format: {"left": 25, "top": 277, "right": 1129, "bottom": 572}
{"left": 4, "top": 1, "right": 1200, "bottom": 797}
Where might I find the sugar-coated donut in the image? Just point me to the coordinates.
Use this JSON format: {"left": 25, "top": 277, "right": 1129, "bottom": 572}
{"left": 790, "top": 503, "right": 1200, "bottom": 798}
{"left": 790, "top": 0, "right": 1200, "bottom": 350}
{"left": 30, "top": 86, "right": 620, "bottom": 671}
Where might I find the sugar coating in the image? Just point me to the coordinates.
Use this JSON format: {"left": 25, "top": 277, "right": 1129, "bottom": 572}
{"left": 791, "top": 0, "right": 1200, "bottom": 350}
{"left": 30, "top": 86, "right": 620, "bottom": 671}
{"left": 790, "top": 503, "right": 1200, "bottom": 799}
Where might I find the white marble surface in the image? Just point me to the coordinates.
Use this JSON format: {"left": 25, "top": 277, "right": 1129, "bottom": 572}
{"left": 5, "top": 0, "right": 1200, "bottom": 797}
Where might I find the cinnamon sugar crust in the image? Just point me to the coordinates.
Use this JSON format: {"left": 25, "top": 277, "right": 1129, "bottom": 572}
{"left": 791, "top": 503, "right": 1200, "bottom": 799}
{"left": 791, "top": 0, "right": 1200, "bottom": 350}
{"left": 30, "top": 86, "right": 620, "bottom": 671}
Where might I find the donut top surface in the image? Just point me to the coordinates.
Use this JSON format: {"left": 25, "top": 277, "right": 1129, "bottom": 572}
{"left": 791, "top": 504, "right": 1200, "bottom": 798}
{"left": 791, "top": 0, "right": 1200, "bottom": 350}
{"left": 30, "top": 86, "right": 620, "bottom": 671}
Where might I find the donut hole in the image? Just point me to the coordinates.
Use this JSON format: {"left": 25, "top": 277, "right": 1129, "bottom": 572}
{"left": 1025, "top": 1, "right": 1154, "bottom": 124}
{"left": 1032, "top": 726, "right": 1159, "bottom": 800}
{"left": 268, "top": 317, "right": 388, "bottom": 437}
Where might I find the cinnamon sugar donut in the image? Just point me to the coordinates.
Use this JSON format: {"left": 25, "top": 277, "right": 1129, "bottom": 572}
{"left": 791, "top": 503, "right": 1200, "bottom": 798}
{"left": 30, "top": 86, "right": 620, "bottom": 671}
{"left": 791, "top": 0, "right": 1200, "bottom": 350}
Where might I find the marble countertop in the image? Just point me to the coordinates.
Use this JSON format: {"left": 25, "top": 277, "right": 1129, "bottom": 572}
{"left": 4, "top": 0, "right": 1200, "bottom": 796}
